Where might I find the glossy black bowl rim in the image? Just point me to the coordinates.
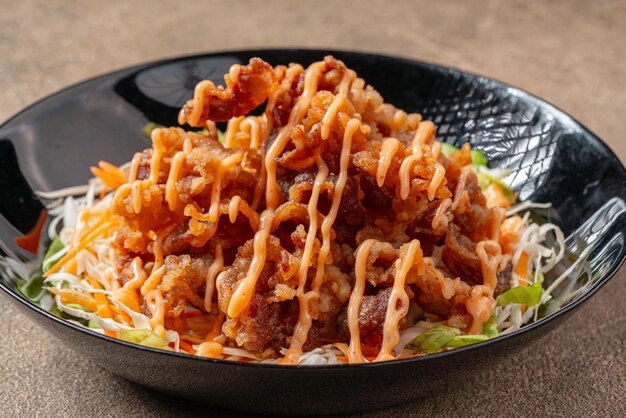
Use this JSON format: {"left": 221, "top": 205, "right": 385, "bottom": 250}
{"left": 1, "top": 48, "right": 624, "bottom": 370}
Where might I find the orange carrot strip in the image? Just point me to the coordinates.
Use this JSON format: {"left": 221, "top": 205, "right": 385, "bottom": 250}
{"left": 515, "top": 251, "right": 529, "bottom": 285}
{"left": 90, "top": 166, "right": 126, "bottom": 189}
{"left": 43, "top": 220, "right": 116, "bottom": 277}
{"left": 98, "top": 160, "right": 124, "bottom": 174}
{"left": 49, "top": 288, "right": 98, "bottom": 312}
{"left": 15, "top": 210, "right": 47, "bottom": 254}
{"left": 91, "top": 169, "right": 122, "bottom": 188}
{"left": 87, "top": 277, "right": 113, "bottom": 319}
{"left": 99, "top": 186, "right": 110, "bottom": 200}
{"left": 179, "top": 340, "right": 196, "bottom": 355}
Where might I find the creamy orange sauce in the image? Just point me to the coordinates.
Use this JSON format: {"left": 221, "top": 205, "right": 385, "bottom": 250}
{"left": 280, "top": 157, "right": 329, "bottom": 364}
{"left": 208, "top": 153, "right": 242, "bottom": 223}
{"left": 411, "top": 120, "right": 435, "bottom": 149}
{"left": 375, "top": 240, "right": 420, "bottom": 361}
{"left": 432, "top": 198, "right": 452, "bottom": 231}
{"left": 347, "top": 239, "right": 377, "bottom": 363}
{"left": 227, "top": 209, "right": 273, "bottom": 318}
{"left": 228, "top": 196, "right": 243, "bottom": 224}
{"left": 149, "top": 129, "right": 164, "bottom": 184}
{"left": 165, "top": 151, "right": 186, "bottom": 210}
{"left": 240, "top": 116, "right": 263, "bottom": 149}
{"left": 129, "top": 152, "right": 142, "bottom": 183}
{"left": 399, "top": 154, "right": 421, "bottom": 199}
{"left": 146, "top": 288, "right": 166, "bottom": 336}
{"left": 204, "top": 244, "right": 224, "bottom": 312}
{"left": 131, "top": 180, "right": 143, "bottom": 214}
{"left": 180, "top": 80, "right": 216, "bottom": 126}
{"left": 466, "top": 240, "right": 501, "bottom": 334}
{"left": 390, "top": 110, "right": 407, "bottom": 136}
{"left": 427, "top": 163, "right": 446, "bottom": 201}
{"left": 321, "top": 95, "right": 346, "bottom": 140}
{"left": 376, "top": 137, "right": 402, "bottom": 187}
{"left": 228, "top": 61, "right": 326, "bottom": 320}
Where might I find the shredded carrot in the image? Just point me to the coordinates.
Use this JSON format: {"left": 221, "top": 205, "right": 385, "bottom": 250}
{"left": 43, "top": 219, "right": 116, "bottom": 277}
{"left": 116, "top": 288, "right": 141, "bottom": 313}
{"left": 179, "top": 340, "right": 196, "bottom": 355}
{"left": 87, "top": 277, "right": 113, "bottom": 319}
{"left": 108, "top": 304, "right": 133, "bottom": 326}
{"left": 15, "top": 210, "right": 47, "bottom": 254}
{"left": 90, "top": 161, "right": 126, "bottom": 190}
{"left": 515, "top": 251, "right": 529, "bottom": 285}
{"left": 514, "top": 251, "right": 530, "bottom": 314}
{"left": 99, "top": 185, "right": 110, "bottom": 200}
{"left": 49, "top": 288, "right": 98, "bottom": 312}
{"left": 64, "top": 258, "right": 78, "bottom": 276}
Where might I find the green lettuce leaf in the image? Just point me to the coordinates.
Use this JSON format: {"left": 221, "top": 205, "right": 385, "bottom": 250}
{"left": 65, "top": 303, "right": 92, "bottom": 312}
{"left": 496, "top": 282, "right": 543, "bottom": 307}
{"left": 441, "top": 143, "right": 458, "bottom": 158}
{"left": 119, "top": 329, "right": 168, "bottom": 349}
{"left": 440, "top": 143, "right": 488, "bottom": 167}
{"left": 17, "top": 274, "right": 46, "bottom": 301}
{"left": 483, "top": 314, "right": 499, "bottom": 338}
{"left": 405, "top": 325, "right": 461, "bottom": 354}
{"left": 446, "top": 334, "right": 489, "bottom": 348}
{"left": 476, "top": 170, "right": 515, "bottom": 199}
{"left": 470, "top": 149, "right": 488, "bottom": 167}
{"left": 42, "top": 237, "right": 64, "bottom": 273}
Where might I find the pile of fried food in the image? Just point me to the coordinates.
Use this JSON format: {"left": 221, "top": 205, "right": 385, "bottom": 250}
{"left": 50, "top": 56, "right": 521, "bottom": 363}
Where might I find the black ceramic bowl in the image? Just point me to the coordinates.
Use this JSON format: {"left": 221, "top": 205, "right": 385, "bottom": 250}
{"left": 1, "top": 49, "right": 625, "bottom": 415}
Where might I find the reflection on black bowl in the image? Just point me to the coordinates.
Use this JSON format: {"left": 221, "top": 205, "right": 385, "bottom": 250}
{"left": 0, "top": 49, "right": 625, "bottom": 415}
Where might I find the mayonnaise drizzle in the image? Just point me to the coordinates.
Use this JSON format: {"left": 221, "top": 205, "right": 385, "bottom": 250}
{"left": 376, "top": 137, "right": 402, "bottom": 187}
{"left": 208, "top": 153, "right": 242, "bottom": 223}
{"left": 280, "top": 68, "right": 357, "bottom": 363}
{"left": 240, "top": 116, "right": 263, "bottom": 149}
{"left": 180, "top": 80, "right": 215, "bottom": 126}
{"left": 224, "top": 116, "right": 244, "bottom": 149}
{"left": 279, "top": 157, "right": 329, "bottom": 364}
{"left": 226, "top": 209, "right": 272, "bottom": 318}
{"left": 165, "top": 151, "right": 186, "bottom": 211}
{"left": 347, "top": 239, "right": 377, "bottom": 363}
{"left": 375, "top": 240, "right": 420, "bottom": 361}
{"left": 466, "top": 241, "right": 501, "bottom": 334}
{"left": 204, "top": 244, "right": 224, "bottom": 313}
{"left": 227, "top": 61, "right": 326, "bottom": 319}
{"left": 129, "top": 152, "right": 142, "bottom": 183}
{"left": 150, "top": 129, "right": 164, "bottom": 184}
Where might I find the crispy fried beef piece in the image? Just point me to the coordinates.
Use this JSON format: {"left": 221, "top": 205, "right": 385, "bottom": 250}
{"left": 181, "top": 58, "right": 277, "bottom": 124}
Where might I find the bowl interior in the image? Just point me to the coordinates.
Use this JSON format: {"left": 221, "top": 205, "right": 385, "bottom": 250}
{"left": 0, "top": 49, "right": 625, "bottom": 367}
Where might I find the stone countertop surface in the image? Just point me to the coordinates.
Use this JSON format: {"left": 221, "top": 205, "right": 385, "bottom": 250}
{"left": 0, "top": 1, "right": 624, "bottom": 417}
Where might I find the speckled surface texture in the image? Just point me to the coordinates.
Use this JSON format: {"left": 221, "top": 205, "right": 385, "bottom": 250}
{"left": 0, "top": 1, "right": 624, "bottom": 417}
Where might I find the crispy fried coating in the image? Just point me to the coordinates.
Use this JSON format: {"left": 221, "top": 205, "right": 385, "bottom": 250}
{"left": 109, "top": 56, "right": 511, "bottom": 358}
{"left": 180, "top": 58, "right": 277, "bottom": 125}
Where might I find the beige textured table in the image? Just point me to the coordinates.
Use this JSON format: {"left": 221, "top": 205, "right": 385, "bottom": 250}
{"left": 1, "top": 1, "right": 624, "bottom": 416}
